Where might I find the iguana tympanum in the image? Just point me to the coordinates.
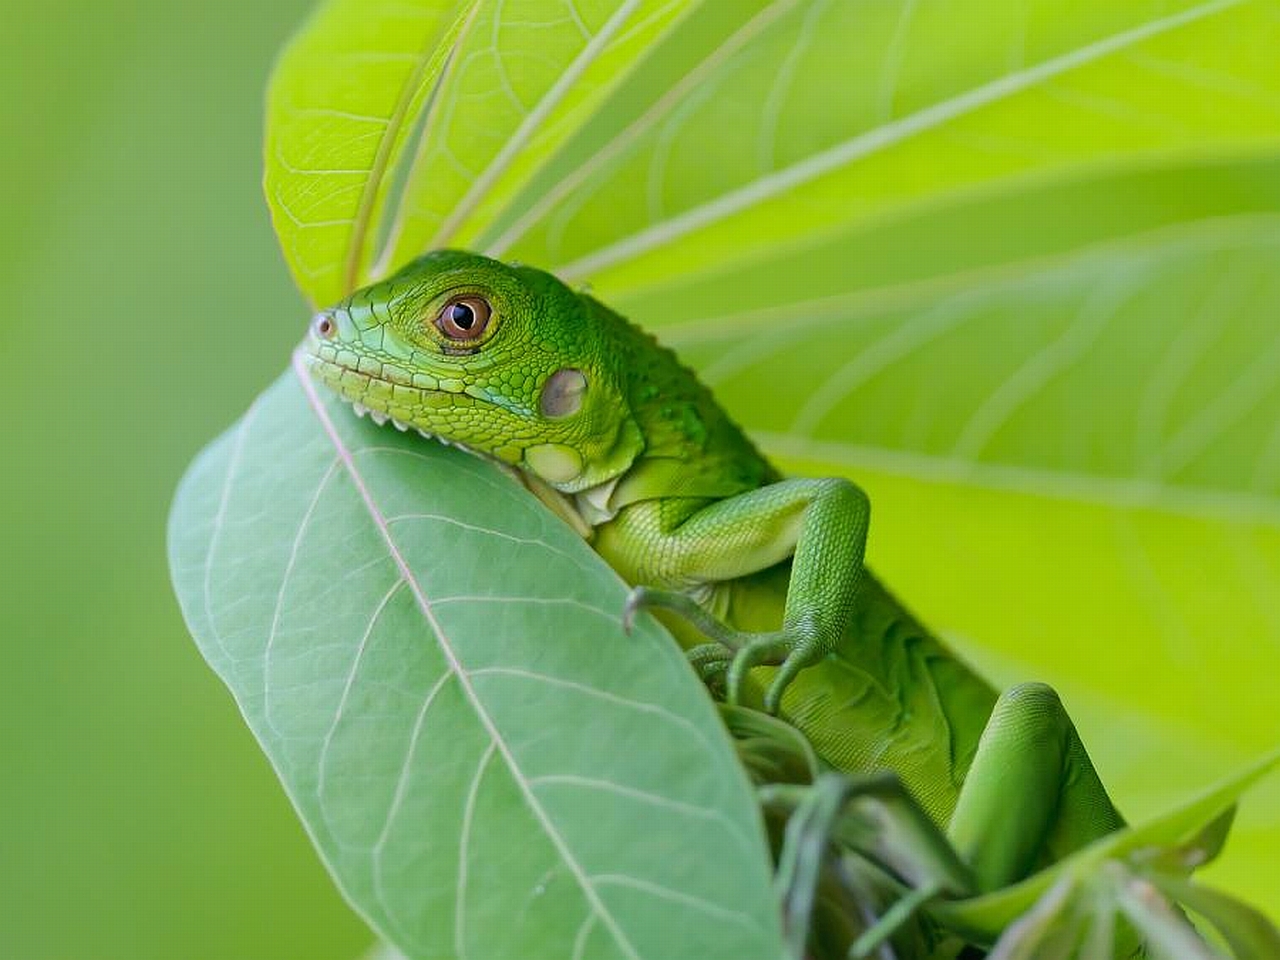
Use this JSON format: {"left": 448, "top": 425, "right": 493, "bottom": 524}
{"left": 304, "top": 249, "right": 1278, "bottom": 959}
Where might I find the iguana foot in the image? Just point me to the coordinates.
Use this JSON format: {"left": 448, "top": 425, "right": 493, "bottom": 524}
{"left": 622, "top": 586, "right": 819, "bottom": 711}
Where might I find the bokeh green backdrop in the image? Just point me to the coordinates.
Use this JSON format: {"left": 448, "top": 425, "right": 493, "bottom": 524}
{"left": 0, "top": 2, "right": 370, "bottom": 957}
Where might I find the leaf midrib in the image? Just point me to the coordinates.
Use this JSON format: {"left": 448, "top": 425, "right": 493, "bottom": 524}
{"left": 430, "top": 0, "right": 646, "bottom": 248}
{"left": 656, "top": 211, "right": 1280, "bottom": 349}
{"left": 481, "top": 0, "right": 802, "bottom": 257}
{"left": 758, "top": 431, "right": 1280, "bottom": 528}
{"left": 609, "top": 142, "right": 1280, "bottom": 313}
{"left": 289, "top": 351, "right": 644, "bottom": 960}
{"left": 344, "top": 0, "right": 485, "bottom": 298}
{"left": 550, "top": 0, "right": 1249, "bottom": 280}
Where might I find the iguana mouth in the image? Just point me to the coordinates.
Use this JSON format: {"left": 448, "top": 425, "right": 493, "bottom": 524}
{"left": 343, "top": 398, "right": 475, "bottom": 451}
{"left": 302, "top": 349, "right": 468, "bottom": 448}
{"left": 303, "top": 314, "right": 529, "bottom": 466}
{"left": 348, "top": 398, "right": 420, "bottom": 434}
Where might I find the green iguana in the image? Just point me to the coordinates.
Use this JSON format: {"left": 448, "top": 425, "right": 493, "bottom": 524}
{"left": 304, "top": 249, "right": 1278, "bottom": 959}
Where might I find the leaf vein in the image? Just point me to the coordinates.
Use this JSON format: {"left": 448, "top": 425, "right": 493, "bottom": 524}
{"left": 485, "top": 0, "right": 799, "bottom": 255}
{"left": 590, "top": 873, "right": 763, "bottom": 930}
{"left": 202, "top": 392, "right": 263, "bottom": 668}
{"left": 386, "top": 511, "right": 593, "bottom": 571}
{"left": 531, "top": 773, "right": 750, "bottom": 851}
{"left": 949, "top": 272, "right": 1132, "bottom": 461}
{"left": 432, "top": 0, "right": 644, "bottom": 247}
{"left": 317, "top": 578, "right": 407, "bottom": 802}
{"left": 555, "top": 0, "right": 1248, "bottom": 278}
{"left": 262, "top": 455, "right": 343, "bottom": 738}
{"left": 467, "top": 665, "right": 715, "bottom": 752}
{"left": 455, "top": 740, "right": 498, "bottom": 960}
{"left": 371, "top": 667, "right": 457, "bottom": 948}
{"left": 433, "top": 594, "right": 621, "bottom": 624}
{"left": 755, "top": 430, "right": 1280, "bottom": 527}
{"left": 293, "top": 352, "right": 644, "bottom": 960}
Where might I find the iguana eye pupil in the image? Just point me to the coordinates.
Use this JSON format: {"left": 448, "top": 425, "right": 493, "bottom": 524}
{"left": 451, "top": 304, "right": 474, "bottom": 328}
{"left": 436, "top": 296, "right": 492, "bottom": 340}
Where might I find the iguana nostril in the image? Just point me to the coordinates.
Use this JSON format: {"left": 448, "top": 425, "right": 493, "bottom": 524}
{"left": 313, "top": 315, "right": 336, "bottom": 339}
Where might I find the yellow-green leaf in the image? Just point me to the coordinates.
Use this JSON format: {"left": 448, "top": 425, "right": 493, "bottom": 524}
{"left": 259, "top": 0, "right": 1280, "bottom": 920}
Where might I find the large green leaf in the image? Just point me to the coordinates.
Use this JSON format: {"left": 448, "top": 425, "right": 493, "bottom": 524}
{"left": 265, "top": 0, "right": 701, "bottom": 307}
{"left": 258, "top": 0, "right": 1280, "bottom": 920}
{"left": 669, "top": 153, "right": 1280, "bottom": 778}
{"left": 168, "top": 362, "right": 785, "bottom": 960}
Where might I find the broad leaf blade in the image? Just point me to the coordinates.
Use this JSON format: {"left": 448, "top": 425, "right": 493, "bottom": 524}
{"left": 664, "top": 153, "right": 1280, "bottom": 909}
{"left": 263, "top": 0, "right": 1280, "bottom": 915}
{"left": 512, "top": 0, "right": 1280, "bottom": 286}
{"left": 265, "top": 0, "right": 465, "bottom": 306}
{"left": 265, "top": 0, "right": 699, "bottom": 307}
{"left": 168, "top": 364, "right": 785, "bottom": 960}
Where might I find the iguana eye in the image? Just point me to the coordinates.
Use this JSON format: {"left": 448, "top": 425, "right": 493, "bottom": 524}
{"left": 436, "top": 296, "right": 492, "bottom": 340}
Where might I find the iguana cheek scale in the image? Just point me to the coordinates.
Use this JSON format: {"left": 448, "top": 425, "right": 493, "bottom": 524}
{"left": 304, "top": 249, "right": 1153, "bottom": 904}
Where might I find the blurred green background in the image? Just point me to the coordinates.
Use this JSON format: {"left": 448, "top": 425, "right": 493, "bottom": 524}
{"left": 0, "top": 2, "right": 370, "bottom": 957}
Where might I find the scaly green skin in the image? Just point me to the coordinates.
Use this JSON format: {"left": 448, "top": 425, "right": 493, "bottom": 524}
{"left": 304, "top": 249, "right": 1124, "bottom": 896}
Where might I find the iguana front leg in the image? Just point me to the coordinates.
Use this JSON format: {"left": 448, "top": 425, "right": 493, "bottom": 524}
{"left": 607, "top": 476, "right": 870, "bottom": 712}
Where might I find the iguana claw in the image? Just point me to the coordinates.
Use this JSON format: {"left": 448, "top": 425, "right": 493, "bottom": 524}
{"left": 622, "top": 585, "right": 812, "bottom": 710}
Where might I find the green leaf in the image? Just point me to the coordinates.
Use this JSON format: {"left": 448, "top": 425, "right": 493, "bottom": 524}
{"left": 1150, "top": 875, "right": 1280, "bottom": 960}
{"left": 669, "top": 152, "right": 1280, "bottom": 763}
{"left": 265, "top": 0, "right": 700, "bottom": 307}
{"left": 262, "top": 0, "right": 1280, "bottom": 918}
{"left": 167, "top": 363, "right": 785, "bottom": 960}
{"left": 933, "top": 752, "right": 1278, "bottom": 940}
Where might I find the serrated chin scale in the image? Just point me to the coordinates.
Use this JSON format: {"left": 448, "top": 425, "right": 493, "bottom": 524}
{"left": 344, "top": 396, "right": 463, "bottom": 449}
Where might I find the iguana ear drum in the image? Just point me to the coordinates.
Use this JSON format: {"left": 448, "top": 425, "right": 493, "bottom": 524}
{"left": 540, "top": 368, "right": 587, "bottom": 418}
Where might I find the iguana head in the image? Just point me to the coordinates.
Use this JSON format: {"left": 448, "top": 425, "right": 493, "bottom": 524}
{"left": 304, "top": 249, "right": 642, "bottom": 492}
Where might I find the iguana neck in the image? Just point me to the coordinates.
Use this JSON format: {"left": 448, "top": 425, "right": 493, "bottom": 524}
{"left": 579, "top": 294, "right": 776, "bottom": 513}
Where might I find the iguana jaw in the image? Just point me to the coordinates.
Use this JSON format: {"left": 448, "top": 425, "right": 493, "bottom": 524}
{"left": 345, "top": 396, "right": 469, "bottom": 452}
{"left": 302, "top": 347, "right": 523, "bottom": 462}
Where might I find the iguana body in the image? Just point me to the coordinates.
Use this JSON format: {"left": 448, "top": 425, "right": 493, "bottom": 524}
{"left": 305, "top": 250, "right": 1125, "bottom": 901}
